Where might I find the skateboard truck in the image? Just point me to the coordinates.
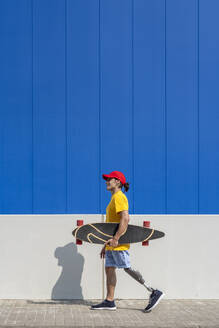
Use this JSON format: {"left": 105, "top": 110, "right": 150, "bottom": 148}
{"left": 76, "top": 219, "right": 83, "bottom": 245}
{"left": 142, "top": 221, "right": 150, "bottom": 246}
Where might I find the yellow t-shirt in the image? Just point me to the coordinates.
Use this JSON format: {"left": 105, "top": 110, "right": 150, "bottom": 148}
{"left": 105, "top": 190, "right": 130, "bottom": 251}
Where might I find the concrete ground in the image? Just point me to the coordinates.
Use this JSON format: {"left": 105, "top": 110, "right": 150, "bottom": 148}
{"left": 0, "top": 299, "right": 218, "bottom": 328}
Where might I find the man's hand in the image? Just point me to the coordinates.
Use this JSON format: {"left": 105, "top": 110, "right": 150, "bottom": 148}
{"left": 106, "top": 238, "right": 119, "bottom": 248}
{"left": 100, "top": 245, "right": 106, "bottom": 258}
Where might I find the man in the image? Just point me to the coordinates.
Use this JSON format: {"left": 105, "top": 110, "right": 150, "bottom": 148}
{"left": 91, "top": 171, "right": 164, "bottom": 312}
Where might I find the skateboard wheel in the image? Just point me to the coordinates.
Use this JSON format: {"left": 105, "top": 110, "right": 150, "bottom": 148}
{"left": 76, "top": 220, "right": 83, "bottom": 245}
{"left": 142, "top": 221, "right": 150, "bottom": 246}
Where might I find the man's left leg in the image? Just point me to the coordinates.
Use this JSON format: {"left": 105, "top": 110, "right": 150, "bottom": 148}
{"left": 124, "top": 267, "right": 153, "bottom": 292}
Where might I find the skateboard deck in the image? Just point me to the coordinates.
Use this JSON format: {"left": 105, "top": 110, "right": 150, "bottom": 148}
{"left": 72, "top": 222, "right": 165, "bottom": 244}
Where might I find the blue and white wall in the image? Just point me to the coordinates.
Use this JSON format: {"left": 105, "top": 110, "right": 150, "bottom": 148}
{"left": 0, "top": 0, "right": 219, "bottom": 299}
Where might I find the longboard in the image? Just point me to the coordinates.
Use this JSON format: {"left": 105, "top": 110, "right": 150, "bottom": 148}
{"left": 72, "top": 223, "right": 165, "bottom": 244}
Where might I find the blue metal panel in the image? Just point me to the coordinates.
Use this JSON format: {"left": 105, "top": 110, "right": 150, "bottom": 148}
{"left": 0, "top": 0, "right": 33, "bottom": 213}
{"left": 199, "top": 0, "right": 219, "bottom": 213}
{"left": 166, "top": 0, "right": 198, "bottom": 213}
{"left": 133, "top": 0, "right": 165, "bottom": 214}
{"left": 100, "top": 0, "right": 133, "bottom": 213}
{"left": 33, "top": 0, "right": 66, "bottom": 213}
{"left": 67, "top": 0, "right": 100, "bottom": 213}
{"left": 0, "top": 0, "right": 219, "bottom": 214}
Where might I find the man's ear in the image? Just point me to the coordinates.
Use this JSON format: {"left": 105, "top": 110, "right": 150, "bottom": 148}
{"left": 116, "top": 179, "right": 121, "bottom": 187}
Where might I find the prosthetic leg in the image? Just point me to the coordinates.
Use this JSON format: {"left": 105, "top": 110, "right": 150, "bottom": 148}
{"left": 124, "top": 267, "right": 154, "bottom": 292}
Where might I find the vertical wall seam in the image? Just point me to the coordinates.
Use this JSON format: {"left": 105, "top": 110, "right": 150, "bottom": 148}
{"left": 197, "top": 0, "right": 200, "bottom": 214}
{"left": 101, "top": 214, "right": 105, "bottom": 300}
{"left": 131, "top": 0, "right": 134, "bottom": 214}
{"left": 65, "top": 0, "right": 68, "bottom": 213}
{"left": 33, "top": 0, "right": 39, "bottom": 213}
{"left": 99, "top": 3, "right": 104, "bottom": 300}
{"left": 32, "top": 0, "right": 39, "bottom": 214}
{"left": 164, "top": 0, "right": 167, "bottom": 214}
{"left": 99, "top": 0, "right": 102, "bottom": 214}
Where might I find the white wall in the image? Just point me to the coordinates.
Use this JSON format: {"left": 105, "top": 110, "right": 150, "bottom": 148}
{"left": 0, "top": 215, "right": 218, "bottom": 299}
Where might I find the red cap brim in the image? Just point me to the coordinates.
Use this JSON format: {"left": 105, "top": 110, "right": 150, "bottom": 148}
{"left": 102, "top": 174, "right": 110, "bottom": 180}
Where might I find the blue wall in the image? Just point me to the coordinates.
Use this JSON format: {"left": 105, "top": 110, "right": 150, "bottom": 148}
{"left": 0, "top": 0, "right": 219, "bottom": 214}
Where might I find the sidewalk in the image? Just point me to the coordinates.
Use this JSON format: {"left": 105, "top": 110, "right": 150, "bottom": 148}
{"left": 0, "top": 299, "right": 219, "bottom": 328}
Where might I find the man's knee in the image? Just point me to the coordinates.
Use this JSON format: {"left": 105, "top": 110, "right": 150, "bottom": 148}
{"left": 105, "top": 267, "right": 116, "bottom": 285}
{"left": 105, "top": 266, "right": 116, "bottom": 277}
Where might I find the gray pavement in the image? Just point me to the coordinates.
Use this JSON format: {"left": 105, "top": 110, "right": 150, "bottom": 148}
{"left": 0, "top": 299, "right": 219, "bottom": 328}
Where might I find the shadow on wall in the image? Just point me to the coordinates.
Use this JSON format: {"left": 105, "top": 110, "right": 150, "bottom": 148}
{"left": 52, "top": 242, "right": 84, "bottom": 300}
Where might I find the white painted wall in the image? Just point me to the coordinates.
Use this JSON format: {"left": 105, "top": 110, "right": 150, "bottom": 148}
{"left": 0, "top": 215, "right": 218, "bottom": 299}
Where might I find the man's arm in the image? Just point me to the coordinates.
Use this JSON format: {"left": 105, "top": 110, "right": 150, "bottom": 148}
{"left": 107, "top": 210, "right": 130, "bottom": 248}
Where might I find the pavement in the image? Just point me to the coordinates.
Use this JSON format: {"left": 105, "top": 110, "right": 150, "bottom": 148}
{"left": 0, "top": 299, "right": 219, "bottom": 328}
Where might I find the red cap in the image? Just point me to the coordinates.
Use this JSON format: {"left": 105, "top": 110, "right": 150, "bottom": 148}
{"left": 102, "top": 171, "right": 126, "bottom": 185}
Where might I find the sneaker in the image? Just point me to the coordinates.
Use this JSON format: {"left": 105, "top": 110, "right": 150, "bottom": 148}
{"left": 91, "top": 299, "right": 116, "bottom": 310}
{"left": 144, "top": 289, "right": 164, "bottom": 312}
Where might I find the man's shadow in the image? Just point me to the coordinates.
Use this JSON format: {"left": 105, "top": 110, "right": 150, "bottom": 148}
{"left": 52, "top": 242, "right": 84, "bottom": 300}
